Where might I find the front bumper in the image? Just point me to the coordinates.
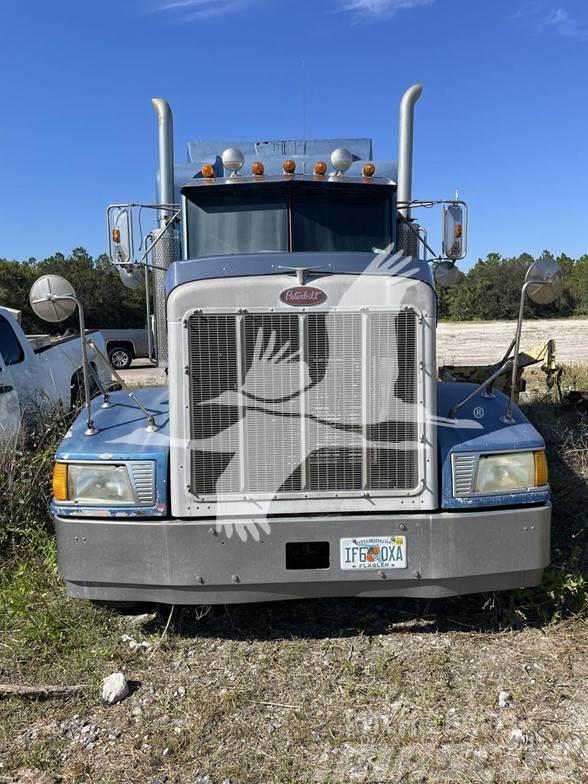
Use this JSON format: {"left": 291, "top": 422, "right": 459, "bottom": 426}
{"left": 53, "top": 504, "right": 551, "bottom": 604}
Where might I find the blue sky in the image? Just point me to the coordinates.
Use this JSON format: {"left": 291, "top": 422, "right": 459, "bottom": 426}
{"left": 1, "top": 0, "right": 587, "bottom": 268}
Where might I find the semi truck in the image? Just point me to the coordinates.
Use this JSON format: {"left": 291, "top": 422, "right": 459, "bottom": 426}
{"left": 33, "top": 84, "right": 561, "bottom": 605}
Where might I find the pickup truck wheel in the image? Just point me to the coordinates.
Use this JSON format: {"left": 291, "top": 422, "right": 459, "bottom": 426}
{"left": 108, "top": 347, "right": 132, "bottom": 370}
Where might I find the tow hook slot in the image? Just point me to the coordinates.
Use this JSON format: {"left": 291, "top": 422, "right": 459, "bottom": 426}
{"left": 286, "top": 542, "right": 330, "bottom": 570}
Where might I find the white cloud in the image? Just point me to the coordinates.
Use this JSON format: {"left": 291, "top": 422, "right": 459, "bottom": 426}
{"left": 545, "top": 6, "right": 588, "bottom": 39}
{"left": 343, "top": 0, "right": 434, "bottom": 16}
{"left": 155, "top": 0, "right": 249, "bottom": 20}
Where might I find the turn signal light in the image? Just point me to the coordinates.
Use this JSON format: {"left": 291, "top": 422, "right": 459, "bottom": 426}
{"left": 112, "top": 228, "right": 121, "bottom": 244}
{"left": 362, "top": 163, "right": 376, "bottom": 178}
{"left": 251, "top": 161, "right": 265, "bottom": 176}
{"left": 201, "top": 163, "right": 215, "bottom": 179}
{"left": 53, "top": 462, "right": 69, "bottom": 501}
{"left": 283, "top": 159, "right": 296, "bottom": 174}
{"left": 534, "top": 451, "right": 549, "bottom": 487}
{"left": 314, "top": 161, "right": 328, "bottom": 176}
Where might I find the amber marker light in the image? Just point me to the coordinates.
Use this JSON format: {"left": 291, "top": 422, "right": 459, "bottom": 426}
{"left": 53, "top": 462, "right": 68, "bottom": 501}
{"left": 314, "top": 161, "right": 328, "bottom": 176}
{"left": 112, "top": 228, "right": 121, "bottom": 244}
{"left": 201, "top": 163, "right": 215, "bottom": 179}
{"left": 362, "top": 163, "right": 376, "bottom": 178}
{"left": 283, "top": 159, "right": 296, "bottom": 174}
{"left": 534, "top": 451, "right": 549, "bottom": 486}
{"left": 251, "top": 161, "right": 265, "bottom": 176}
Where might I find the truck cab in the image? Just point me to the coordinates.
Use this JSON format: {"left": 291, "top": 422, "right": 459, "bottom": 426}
{"left": 46, "top": 86, "right": 552, "bottom": 605}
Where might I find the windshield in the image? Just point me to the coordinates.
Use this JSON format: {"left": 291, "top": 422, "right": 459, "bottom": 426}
{"left": 184, "top": 181, "right": 393, "bottom": 258}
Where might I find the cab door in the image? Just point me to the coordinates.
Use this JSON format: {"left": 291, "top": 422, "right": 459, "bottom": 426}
{"left": 0, "top": 353, "right": 20, "bottom": 443}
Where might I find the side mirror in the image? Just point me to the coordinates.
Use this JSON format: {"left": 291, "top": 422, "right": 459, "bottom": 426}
{"left": 108, "top": 207, "right": 134, "bottom": 265}
{"left": 442, "top": 203, "right": 467, "bottom": 261}
{"left": 118, "top": 264, "right": 144, "bottom": 290}
{"left": 29, "top": 275, "right": 77, "bottom": 322}
{"left": 29, "top": 275, "right": 98, "bottom": 436}
{"left": 434, "top": 261, "right": 459, "bottom": 288}
{"left": 526, "top": 257, "right": 563, "bottom": 306}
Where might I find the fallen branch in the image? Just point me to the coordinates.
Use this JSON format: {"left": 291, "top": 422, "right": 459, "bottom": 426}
{"left": 250, "top": 700, "right": 301, "bottom": 710}
{"left": 0, "top": 683, "right": 89, "bottom": 698}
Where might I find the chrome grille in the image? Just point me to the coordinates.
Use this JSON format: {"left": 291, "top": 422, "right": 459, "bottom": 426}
{"left": 188, "top": 310, "right": 420, "bottom": 498}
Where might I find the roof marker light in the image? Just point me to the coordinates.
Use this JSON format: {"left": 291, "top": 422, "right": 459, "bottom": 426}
{"left": 201, "top": 163, "right": 215, "bottom": 179}
{"left": 331, "top": 148, "right": 353, "bottom": 176}
{"left": 314, "top": 161, "right": 328, "bottom": 176}
{"left": 222, "top": 148, "right": 245, "bottom": 177}
{"left": 251, "top": 161, "right": 265, "bottom": 176}
{"left": 283, "top": 159, "right": 296, "bottom": 174}
{"left": 362, "top": 163, "right": 376, "bottom": 178}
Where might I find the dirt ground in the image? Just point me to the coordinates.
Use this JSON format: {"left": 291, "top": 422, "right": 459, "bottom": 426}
{"left": 118, "top": 320, "right": 588, "bottom": 387}
{"left": 1, "top": 602, "right": 587, "bottom": 784}
{"left": 436, "top": 319, "right": 588, "bottom": 366}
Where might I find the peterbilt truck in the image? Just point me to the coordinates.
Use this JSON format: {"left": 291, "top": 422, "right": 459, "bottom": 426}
{"left": 40, "top": 85, "right": 556, "bottom": 605}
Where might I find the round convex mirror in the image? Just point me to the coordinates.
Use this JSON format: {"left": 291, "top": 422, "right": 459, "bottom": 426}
{"left": 118, "top": 265, "right": 144, "bottom": 290}
{"left": 29, "top": 275, "right": 77, "bottom": 323}
{"left": 434, "top": 261, "right": 459, "bottom": 288}
{"left": 526, "top": 258, "right": 563, "bottom": 306}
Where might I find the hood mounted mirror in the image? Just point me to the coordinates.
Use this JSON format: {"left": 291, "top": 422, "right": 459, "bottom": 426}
{"left": 526, "top": 257, "right": 563, "bottom": 306}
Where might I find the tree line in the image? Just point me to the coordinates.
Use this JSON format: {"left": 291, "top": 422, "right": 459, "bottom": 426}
{"left": 0, "top": 248, "right": 586, "bottom": 334}
{"left": 437, "top": 252, "right": 588, "bottom": 321}
{"left": 0, "top": 249, "right": 147, "bottom": 334}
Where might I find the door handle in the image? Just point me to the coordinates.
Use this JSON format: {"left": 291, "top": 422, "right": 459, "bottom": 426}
{"left": 0, "top": 385, "right": 14, "bottom": 394}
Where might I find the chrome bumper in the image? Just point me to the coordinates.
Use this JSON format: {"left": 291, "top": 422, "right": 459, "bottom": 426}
{"left": 54, "top": 504, "right": 551, "bottom": 604}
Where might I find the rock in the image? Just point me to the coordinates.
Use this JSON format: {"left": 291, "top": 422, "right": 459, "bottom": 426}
{"left": 498, "top": 690, "right": 512, "bottom": 708}
{"left": 15, "top": 771, "right": 57, "bottom": 784}
{"left": 124, "top": 612, "right": 158, "bottom": 629}
{"left": 120, "top": 635, "right": 152, "bottom": 654}
{"left": 101, "top": 672, "right": 130, "bottom": 705}
{"left": 131, "top": 706, "right": 143, "bottom": 717}
{"left": 508, "top": 728, "right": 526, "bottom": 749}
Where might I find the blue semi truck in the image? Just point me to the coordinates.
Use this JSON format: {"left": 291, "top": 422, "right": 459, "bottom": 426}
{"left": 30, "top": 84, "right": 561, "bottom": 605}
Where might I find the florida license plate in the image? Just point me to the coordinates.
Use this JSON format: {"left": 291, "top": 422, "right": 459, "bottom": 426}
{"left": 340, "top": 536, "right": 407, "bottom": 570}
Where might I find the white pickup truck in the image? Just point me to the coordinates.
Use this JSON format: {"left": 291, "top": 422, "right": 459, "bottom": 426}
{"left": 0, "top": 307, "right": 111, "bottom": 440}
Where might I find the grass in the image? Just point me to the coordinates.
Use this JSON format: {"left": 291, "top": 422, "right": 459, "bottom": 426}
{"left": 0, "top": 369, "right": 587, "bottom": 782}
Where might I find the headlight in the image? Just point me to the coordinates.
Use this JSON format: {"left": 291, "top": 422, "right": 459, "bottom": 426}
{"left": 453, "top": 451, "right": 548, "bottom": 497}
{"left": 53, "top": 462, "right": 140, "bottom": 505}
{"left": 67, "top": 464, "right": 134, "bottom": 504}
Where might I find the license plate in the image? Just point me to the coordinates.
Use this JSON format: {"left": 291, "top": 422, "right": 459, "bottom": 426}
{"left": 340, "top": 536, "right": 407, "bottom": 570}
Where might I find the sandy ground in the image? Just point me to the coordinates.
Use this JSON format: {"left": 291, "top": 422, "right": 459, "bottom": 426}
{"left": 437, "top": 319, "right": 588, "bottom": 366}
{"left": 118, "top": 319, "right": 588, "bottom": 387}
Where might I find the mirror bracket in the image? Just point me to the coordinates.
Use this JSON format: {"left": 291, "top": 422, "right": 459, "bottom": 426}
{"left": 502, "top": 258, "right": 563, "bottom": 423}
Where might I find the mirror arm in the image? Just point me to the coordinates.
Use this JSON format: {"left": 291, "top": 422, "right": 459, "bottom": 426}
{"left": 501, "top": 280, "right": 533, "bottom": 424}
{"left": 485, "top": 336, "right": 517, "bottom": 398}
{"left": 85, "top": 339, "right": 159, "bottom": 432}
{"left": 396, "top": 213, "right": 439, "bottom": 260}
{"left": 32, "top": 294, "right": 98, "bottom": 435}
{"left": 448, "top": 359, "right": 513, "bottom": 419}
{"left": 137, "top": 210, "right": 181, "bottom": 265}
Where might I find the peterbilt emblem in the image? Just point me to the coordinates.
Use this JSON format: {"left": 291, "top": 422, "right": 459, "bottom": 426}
{"left": 280, "top": 286, "right": 327, "bottom": 307}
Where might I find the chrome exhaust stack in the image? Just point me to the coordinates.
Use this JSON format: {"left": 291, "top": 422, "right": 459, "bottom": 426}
{"left": 151, "top": 98, "right": 180, "bottom": 367}
{"left": 397, "top": 83, "right": 423, "bottom": 220}
{"left": 152, "top": 98, "right": 175, "bottom": 227}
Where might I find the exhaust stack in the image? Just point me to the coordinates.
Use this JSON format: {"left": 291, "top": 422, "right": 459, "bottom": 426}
{"left": 151, "top": 98, "right": 180, "bottom": 367}
{"left": 397, "top": 84, "right": 423, "bottom": 219}
{"left": 152, "top": 98, "right": 175, "bottom": 227}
